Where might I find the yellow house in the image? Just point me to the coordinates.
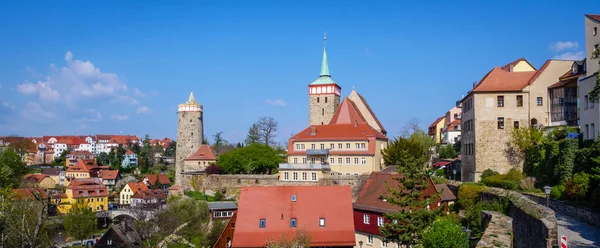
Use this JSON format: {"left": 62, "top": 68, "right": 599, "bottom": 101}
{"left": 23, "top": 174, "right": 56, "bottom": 189}
{"left": 65, "top": 159, "right": 92, "bottom": 179}
{"left": 60, "top": 178, "right": 108, "bottom": 213}
{"left": 428, "top": 116, "right": 446, "bottom": 144}
{"left": 119, "top": 182, "right": 148, "bottom": 205}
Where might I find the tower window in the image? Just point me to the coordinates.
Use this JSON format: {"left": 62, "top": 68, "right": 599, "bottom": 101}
{"left": 322, "top": 108, "right": 324, "bottom": 115}
{"left": 317, "top": 97, "right": 320, "bottom": 103}
{"left": 325, "top": 97, "right": 328, "bottom": 103}
{"left": 291, "top": 218, "right": 297, "bottom": 227}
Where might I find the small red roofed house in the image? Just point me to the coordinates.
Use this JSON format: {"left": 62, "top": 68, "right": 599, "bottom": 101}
{"left": 142, "top": 174, "right": 171, "bottom": 193}
{"left": 353, "top": 172, "right": 455, "bottom": 247}
{"left": 131, "top": 189, "right": 167, "bottom": 209}
{"left": 99, "top": 170, "right": 120, "bottom": 190}
{"left": 120, "top": 182, "right": 149, "bottom": 205}
{"left": 221, "top": 186, "right": 355, "bottom": 248}
{"left": 23, "top": 174, "right": 56, "bottom": 189}
{"left": 184, "top": 144, "right": 217, "bottom": 172}
{"left": 65, "top": 150, "right": 95, "bottom": 167}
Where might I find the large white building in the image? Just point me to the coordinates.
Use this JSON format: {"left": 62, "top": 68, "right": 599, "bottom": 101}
{"left": 580, "top": 14, "right": 600, "bottom": 140}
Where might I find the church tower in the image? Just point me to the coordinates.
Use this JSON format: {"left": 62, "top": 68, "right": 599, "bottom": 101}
{"left": 175, "top": 91, "right": 204, "bottom": 185}
{"left": 309, "top": 33, "right": 341, "bottom": 125}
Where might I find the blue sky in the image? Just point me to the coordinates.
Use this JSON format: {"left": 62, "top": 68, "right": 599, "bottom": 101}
{"left": 0, "top": 1, "right": 598, "bottom": 144}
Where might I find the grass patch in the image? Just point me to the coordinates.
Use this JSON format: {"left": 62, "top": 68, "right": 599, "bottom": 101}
{"left": 185, "top": 191, "right": 216, "bottom": 201}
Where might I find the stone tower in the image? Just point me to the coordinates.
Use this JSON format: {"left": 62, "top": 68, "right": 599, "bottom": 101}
{"left": 175, "top": 91, "right": 203, "bottom": 185}
{"left": 309, "top": 33, "right": 341, "bottom": 126}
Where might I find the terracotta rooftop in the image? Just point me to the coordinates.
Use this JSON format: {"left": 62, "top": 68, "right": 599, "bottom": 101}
{"left": 185, "top": 144, "right": 217, "bottom": 160}
{"left": 353, "top": 172, "right": 439, "bottom": 213}
{"left": 168, "top": 184, "right": 181, "bottom": 190}
{"left": 24, "top": 174, "right": 51, "bottom": 183}
{"left": 586, "top": 14, "right": 600, "bottom": 22}
{"left": 429, "top": 116, "right": 445, "bottom": 129}
{"left": 232, "top": 186, "right": 355, "bottom": 247}
{"left": 13, "top": 188, "right": 48, "bottom": 200}
{"left": 143, "top": 174, "right": 171, "bottom": 185}
{"left": 101, "top": 170, "right": 119, "bottom": 180}
{"left": 67, "top": 178, "right": 108, "bottom": 198}
{"left": 471, "top": 67, "right": 537, "bottom": 92}
{"left": 290, "top": 123, "right": 387, "bottom": 141}
{"left": 347, "top": 90, "right": 387, "bottom": 134}
{"left": 446, "top": 119, "right": 461, "bottom": 132}
{"left": 328, "top": 98, "right": 368, "bottom": 127}
{"left": 435, "top": 184, "right": 457, "bottom": 202}
{"left": 131, "top": 189, "right": 167, "bottom": 200}
{"left": 66, "top": 159, "right": 92, "bottom": 173}
{"left": 126, "top": 182, "right": 149, "bottom": 194}
{"left": 125, "top": 150, "right": 136, "bottom": 155}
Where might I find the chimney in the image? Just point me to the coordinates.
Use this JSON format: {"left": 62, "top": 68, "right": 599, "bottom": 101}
{"left": 310, "top": 126, "right": 317, "bottom": 136}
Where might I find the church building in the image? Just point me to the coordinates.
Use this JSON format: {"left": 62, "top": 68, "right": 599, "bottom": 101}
{"left": 279, "top": 36, "right": 389, "bottom": 181}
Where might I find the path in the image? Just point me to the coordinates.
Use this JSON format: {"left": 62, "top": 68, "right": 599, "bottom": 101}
{"left": 557, "top": 213, "right": 600, "bottom": 248}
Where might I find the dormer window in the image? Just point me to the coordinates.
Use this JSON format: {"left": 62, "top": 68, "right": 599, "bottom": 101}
{"left": 572, "top": 64, "right": 577, "bottom": 74}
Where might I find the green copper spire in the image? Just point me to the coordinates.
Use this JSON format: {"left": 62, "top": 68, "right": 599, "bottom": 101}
{"left": 310, "top": 32, "right": 336, "bottom": 85}
{"left": 320, "top": 32, "right": 330, "bottom": 77}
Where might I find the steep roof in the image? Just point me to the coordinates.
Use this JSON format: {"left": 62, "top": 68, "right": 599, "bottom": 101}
{"left": 435, "top": 184, "right": 457, "bottom": 202}
{"left": 143, "top": 174, "right": 171, "bottom": 185}
{"left": 586, "top": 14, "right": 600, "bottom": 22}
{"left": 68, "top": 178, "right": 108, "bottom": 198}
{"left": 185, "top": 144, "right": 217, "bottom": 160}
{"left": 500, "top": 57, "right": 536, "bottom": 72}
{"left": 353, "top": 172, "right": 439, "bottom": 213}
{"left": 328, "top": 98, "right": 368, "bottom": 126}
{"left": 347, "top": 90, "right": 387, "bottom": 135}
{"left": 66, "top": 159, "right": 92, "bottom": 173}
{"left": 131, "top": 189, "right": 167, "bottom": 200}
{"left": 24, "top": 174, "right": 52, "bottom": 183}
{"left": 445, "top": 119, "right": 461, "bottom": 132}
{"left": 471, "top": 67, "right": 537, "bottom": 92}
{"left": 126, "top": 182, "right": 149, "bottom": 194}
{"left": 232, "top": 186, "right": 355, "bottom": 247}
{"left": 429, "top": 116, "right": 445, "bottom": 129}
{"left": 101, "top": 170, "right": 119, "bottom": 180}
{"left": 290, "top": 123, "right": 387, "bottom": 141}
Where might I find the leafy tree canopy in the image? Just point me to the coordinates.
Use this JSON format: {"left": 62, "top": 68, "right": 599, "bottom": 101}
{"left": 216, "top": 143, "right": 284, "bottom": 174}
{"left": 0, "top": 148, "right": 27, "bottom": 188}
{"left": 421, "top": 217, "right": 469, "bottom": 248}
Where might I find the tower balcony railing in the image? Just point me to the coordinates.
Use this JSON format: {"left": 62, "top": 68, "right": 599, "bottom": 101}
{"left": 278, "top": 163, "right": 331, "bottom": 170}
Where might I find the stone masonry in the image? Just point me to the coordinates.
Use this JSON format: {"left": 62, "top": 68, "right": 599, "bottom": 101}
{"left": 175, "top": 93, "right": 204, "bottom": 185}
{"left": 477, "top": 211, "right": 513, "bottom": 248}
{"left": 309, "top": 94, "right": 340, "bottom": 126}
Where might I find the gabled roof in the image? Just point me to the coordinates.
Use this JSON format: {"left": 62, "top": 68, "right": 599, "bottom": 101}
{"left": 68, "top": 178, "right": 108, "bottom": 198}
{"left": 435, "top": 184, "right": 457, "bottom": 202}
{"left": 328, "top": 98, "right": 368, "bottom": 127}
{"left": 66, "top": 159, "right": 92, "bottom": 173}
{"left": 24, "top": 174, "right": 52, "bottom": 183}
{"left": 290, "top": 123, "right": 387, "bottom": 141}
{"left": 185, "top": 144, "right": 217, "bottom": 160}
{"left": 353, "top": 172, "right": 439, "bottom": 213}
{"left": 586, "top": 14, "right": 600, "bottom": 22}
{"left": 143, "top": 174, "right": 171, "bottom": 185}
{"left": 131, "top": 189, "right": 167, "bottom": 199}
{"left": 168, "top": 184, "right": 181, "bottom": 190}
{"left": 500, "top": 57, "right": 536, "bottom": 72}
{"left": 429, "top": 116, "right": 445, "bottom": 129}
{"left": 42, "top": 167, "right": 63, "bottom": 176}
{"left": 471, "top": 67, "right": 537, "bottom": 92}
{"left": 347, "top": 90, "right": 387, "bottom": 135}
{"left": 101, "top": 170, "right": 119, "bottom": 180}
{"left": 232, "top": 186, "right": 355, "bottom": 247}
{"left": 125, "top": 150, "right": 135, "bottom": 155}
{"left": 126, "top": 182, "right": 149, "bottom": 194}
{"left": 445, "top": 119, "right": 461, "bottom": 132}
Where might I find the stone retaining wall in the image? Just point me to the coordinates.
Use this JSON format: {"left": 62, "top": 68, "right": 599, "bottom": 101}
{"left": 477, "top": 211, "right": 513, "bottom": 248}
{"left": 181, "top": 173, "right": 368, "bottom": 201}
{"left": 523, "top": 192, "right": 600, "bottom": 229}
{"left": 446, "top": 181, "right": 558, "bottom": 248}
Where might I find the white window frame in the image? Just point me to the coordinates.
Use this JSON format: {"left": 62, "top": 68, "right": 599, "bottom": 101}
{"left": 293, "top": 172, "right": 298, "bottom": 181}
{"left": 367, "top": 235, "right": 373, "bottom": 244}
{"left": 302, "top": 172, "right": 307, "bottom": 181}
{"left": 378, "top": 216, "right": 384, "bottom": 227}
{"left": 354, "top": 157, "right": 359, "bottom": 164}
{"left": 361, "top": 157, "right": 367, "bottom": 164}
{"left": 293, "top": 158, "right": 298, "bottom": 163}
{"left": 330, "top": 157, "right": 334, "bottom": 164}
{"left": 346, "top": 158, "right": 350, "bottom": 164}
{"left": 363, "top": 214, "right": 370, "bottom": 224}
{"left": 284, "top": 172, "right": 289, "bottom": 180}
{"left": 311, "top": 172, "right": 317, "bottom": 181}
{"left": 338, "top": 158, "right": 342, "bottom": 164}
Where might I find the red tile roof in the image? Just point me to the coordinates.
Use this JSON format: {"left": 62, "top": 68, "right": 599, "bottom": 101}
{"left": 125, "top": 150, "right": 136, "bottom": 155}
{"left": 290, "top": 123, "right": 387, "bottom": 141}
{"left": 446, "top": 119, "right": 461, "bottom": 132}
{"left": 185, "top": 144, "right": 217, "bottom": 160}
{"left": 429, "top": 116, "right": 445, "bottom": 129}
{"left": 13, "top": 188, "right": 48, "bottom": 200}
{"left": 232, "top": 186, "right": 355, "bottom": 247}
{"left": 472, "top": 67, "right": 537, "bottom": 92}
{"left": 126, "top": 182, "right": 149, "bottom": 194}
{"left": 168, "top": 184, "right": 181, "bottom": 190}
{"left": 143, "top": 174, "right": 171, "bottom": 185}
{"left": 67, "top": 178, "right": 108, "bottom": 198}
{"left": 435, "top": 184, "right": 457, "bottom": 202}
{"left": 132, "top": 189, "right": 167, "bottom": 200}
{"left": 66, "top": 159, "right": 92, "bottom": 173}
{"left": 586, "top": 14, "right": 600, "bottom": 22}
{"left": 24, "top": 174, "right": 51, "bottom": 183}
{"left": 329, "top": 98, "right": 368, "bottom": 126}
{"left": 432, "top": 161, "right": 452, "bottom": 168}
{"left": 100, "top": 170, "right": 119, "bottom": 180}
{"left": 353, "top": 172, "right": 440, "bottom": 213}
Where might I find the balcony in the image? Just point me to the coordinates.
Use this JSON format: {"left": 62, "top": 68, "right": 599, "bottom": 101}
{"left": 278, "top": 163, "right": 330, "bottom": 170}
{"left": 305, "top": 149, "right": 329, "bottom": 155}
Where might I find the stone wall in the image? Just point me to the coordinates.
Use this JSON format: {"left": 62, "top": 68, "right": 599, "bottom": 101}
{"left": 446, "top": 181, "right": 558, "bottom": 248}
{"left": 309, "top": 94, "right": 340, "bottom": 126}
{"left": 524, "top": 192, "right": 600, "bottom": 229}
{"left": 181, "top": 173, "right": 368, "bottom": 202}
{"left": 477, "top": 211, "right": 513, "bottom": 248}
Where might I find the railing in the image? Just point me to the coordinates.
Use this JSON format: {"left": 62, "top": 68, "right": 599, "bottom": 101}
{"left": 278, "top": 163, "right": 330, "bottom": 170}
{"left": 305, "top": 149, "right": 329, "bottom": 155}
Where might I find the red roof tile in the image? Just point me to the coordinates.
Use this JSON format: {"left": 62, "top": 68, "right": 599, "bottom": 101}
{"left": 185, "top": 144, "right": 217, "bottom": 160}
{"left": 126, "top": 182, "right": 149, "bottom": 194}
{"left": 168, "top": 184, "right": 181, "bottom": 190}
{"left": 429, "top": 116, "right": 445, "bottom": 129}
{"left": 354, "top": 172, "right": 440, "bottom": 213}
{"left": 125, "top": 150, "right": 135, "bottom": 155}
{"left": 143, "top": 174, "right": 171, "bottom": 185}
{"left": 66, "top": 159, "right": 92, "bottom": 173}
{"left": 328, "top": 98, "right": 368, "bottom": 126}
{"left": 586, "top": 14, "right": 600, "bottom": 22}
{"left": 290, "top": 123, "right": 387, "bottom": 141}
{"left": 13, "top": 188, "right": 48, "bottom": 200}
{"left": 24, "top": 174, "right": 51, "bottom": 183}
{"left": 132, "top": 189, "right": 167, "bottom": 200}
{"left": 232, "top": 186, "right": 355, "bottom": 247}
{"left": 446, "top": 119, "right": 461, "bottom": 132}
{"left": 472, "top": 67, "right": 537, "bottom": 92}
{"left": 67, "top": 178, "right": 108, "bottom": 198}
{"left": 100, "top": 170, "right": 119, "bottom": 180}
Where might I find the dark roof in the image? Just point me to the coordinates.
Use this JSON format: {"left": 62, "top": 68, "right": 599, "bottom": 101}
{"left": 42, "top": 167, "right": 63, "bottom": 176}
{"left": 13, "top": 188, "right": 48, "bottom": 200}
{"left": 131, "top": 189, "right": 167, "bottom": 200}
{"left": 381, "top": 166, "right": 399, "bottom": 173}
{"left": 207, "top": 201, "right": 238, "bottom": 211}
{"left": 435, "top": 184, "right": 457, "bottom": 202}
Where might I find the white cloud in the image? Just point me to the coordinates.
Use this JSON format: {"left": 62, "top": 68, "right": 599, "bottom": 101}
{"left": 133, "top": 88, "right": 146, "bottom": 97}
{"left": 110, "top": 115, "right": 129, "bottom": 121}
{"left": 17, "top": 81, "right": 61, "bottom": 102}
{"left": 265, "top": 99, "right": 288, "bottom": 107}
{"left": 19, "top": 102, "right": 56, "bottom": 121}
{"left": 109, "top": 95, "right": 139, "bottom": 105}
{"left": 553, "top": 51, "right": 585, "bottom": 60}
{"left": 549, "top": 41, "right": 578, "bottom": 52}
{"left": 136, "top": 106, "right": 153, "bottom": 114}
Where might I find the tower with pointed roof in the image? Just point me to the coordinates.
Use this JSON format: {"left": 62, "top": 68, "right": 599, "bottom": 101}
{"left": 175, "top": 91, "right": 204, "bottom": 184}
{"left": 309, "top": 33, "right": 342, "bottom": 126}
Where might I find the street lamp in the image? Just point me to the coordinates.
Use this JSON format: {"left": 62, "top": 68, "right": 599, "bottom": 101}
{"left": 452, "top": 169, "right": 457, "bottom": 181}
{"left": 543, "top": 186, "right": 552, "bottom": 208}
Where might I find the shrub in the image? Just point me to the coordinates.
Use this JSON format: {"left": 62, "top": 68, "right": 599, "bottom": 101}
{"left": 482, "top": 169, "right": 524, "bottom": 190}
{"left": 438, "top": 145, "right": 457, "bottom": 159}
{"left": 550, "top": 184, "right": 565, "bottom": 200}
{"left": 457, "top": 183, "right": 485, "bottom": 209}
{"left": 421, "top": 217, "right": 469, "bottom": 248}
{"left": 519, "top": 177, "right": 536, "bottom": 191}
{"left": 214, "top": 190, "right": 224, "bottom": 201}
{"left": 564, "top": 172, "right": 590, "bottom": 201}
{"left": 206, "top": 163, "right": 224, "bottom": 175}
{"left": 480, "top": 169, "right": 499, "bottom": 181}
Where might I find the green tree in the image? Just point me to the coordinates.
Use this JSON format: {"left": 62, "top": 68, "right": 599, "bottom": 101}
{"left": 380, "top": 137, "right": 440, "bottom": 246}
{"left": 453, "top": 140, "right": 461, "bottom": 153}
{"left": 216, "top": 143, "right": 284, "bottom": 174}
{"left": 212, "top": 132, "right": 226, "bottom": 155}
{"left": 7, "top": 138, "right": 36, "bottom": 158}
{"left": 438, "top": 145, "right": 457, "bottom": 159}
{"left": 421, "top": 217, "right": 469, "bottom": 248}
{"left": 64, "top": 202, "right": 96, "bottom": 244}
{"left": 96, "top": 152, "right": 110, "bottom": 166}
{"left": 245, "top": 123, "right": 261, "bottom": 145}
{"left": 564, "top": 172, "right": 591, "bottom": 201}
{"left": 165, "top": 141, "right": 177, "bottom": 157}
{"left": 0, "top": 148, "right": 27, "bottom": 188}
